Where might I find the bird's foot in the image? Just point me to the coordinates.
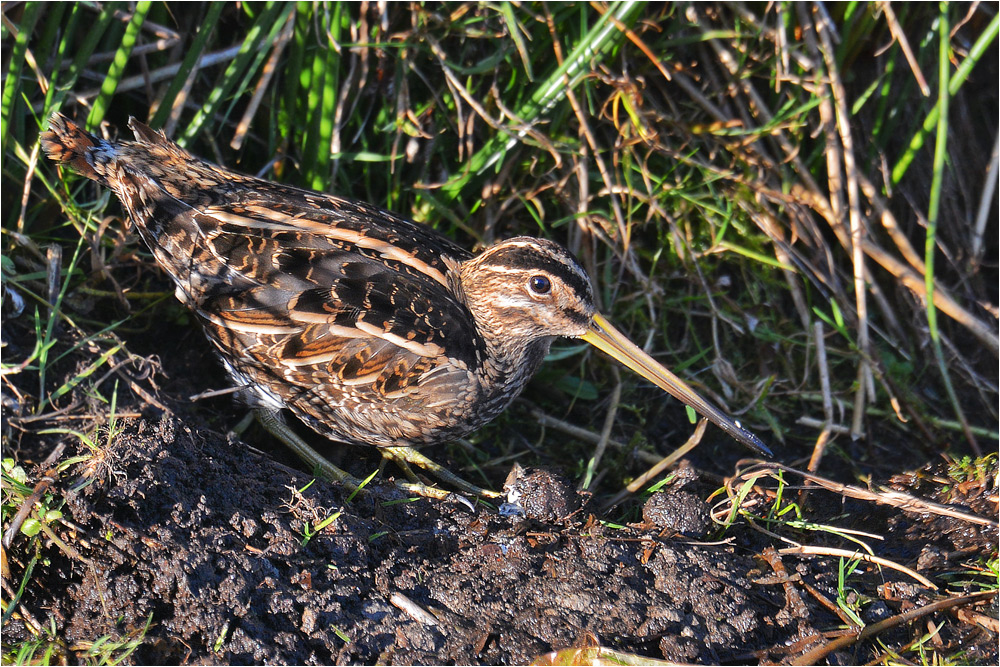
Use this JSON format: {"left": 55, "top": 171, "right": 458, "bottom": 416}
{"left": 380, "top": 446, "right": 501, "bottom": 499}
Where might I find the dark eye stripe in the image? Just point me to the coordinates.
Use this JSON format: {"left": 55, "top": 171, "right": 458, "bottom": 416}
{"left": 561, "top": 307, "right": 590, "bottom": 327}
{"left": 482, "top": 243, "right": 593, "bottom": 302}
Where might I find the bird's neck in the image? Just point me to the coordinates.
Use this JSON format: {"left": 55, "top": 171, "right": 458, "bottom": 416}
{"left": 475, "top": 335, "right": 553, "bottom": 421}
{"left": 449, "top": 262, "right": 552, "bottom": 410}
{"left": 480, "top": 335, "right": 551, "bottom": 387}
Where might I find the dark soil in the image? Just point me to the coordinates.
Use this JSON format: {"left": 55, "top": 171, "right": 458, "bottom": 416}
{"left": 2, "top": 311, "right": 998, "bottom": 665}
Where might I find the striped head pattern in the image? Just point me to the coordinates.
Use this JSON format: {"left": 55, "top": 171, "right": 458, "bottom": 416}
{"left": 457, "top": 237, "right": 596, "bottom": 344}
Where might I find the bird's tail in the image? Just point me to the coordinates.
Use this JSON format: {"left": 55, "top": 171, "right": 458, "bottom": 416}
{"left": 40, "top": 113, "right": 110, "bottom": 186}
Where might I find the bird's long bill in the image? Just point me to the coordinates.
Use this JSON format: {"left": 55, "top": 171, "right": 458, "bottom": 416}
{"left": 581, "top": 313, "right": 772, "bottom": 457}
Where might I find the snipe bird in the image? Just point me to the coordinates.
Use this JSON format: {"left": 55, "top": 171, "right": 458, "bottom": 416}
{"left": 42, "top": 113, "right": 770, "bottom": 498}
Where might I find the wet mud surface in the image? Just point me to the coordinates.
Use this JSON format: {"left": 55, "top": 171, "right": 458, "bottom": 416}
{"left": 3, "top": 322, "right": 998, "bottom": 665}
{"left": 19, "top": 415, "right": 784, "bottom": 664}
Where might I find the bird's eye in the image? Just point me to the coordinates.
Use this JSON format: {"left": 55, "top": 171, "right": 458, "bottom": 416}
{"left": 528, "top": 275, "right": 551, "bottom": 295}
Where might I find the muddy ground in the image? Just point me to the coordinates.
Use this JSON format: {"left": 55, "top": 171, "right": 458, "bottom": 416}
{"left": 2, "top": 310, "right": 998, "bottom": 665}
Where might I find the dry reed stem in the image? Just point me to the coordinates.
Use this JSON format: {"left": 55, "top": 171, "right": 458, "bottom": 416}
{"left": 231, "top": 13, "right": 296, "bottom": 150}
{"left": 791, "top": 590, "right": 996, "bottom": 666}
{"left": 582, "top": 372, "right": 622, "bottom": 491}
{"left": 600, "top": 418, "right": 708, "bottom": 513}
{"left": 803, "top": 321, "right": 834, "bottom": 500}
{"left": 529, "top": 408, "right": 661, "bottom": 466}
{"left": 813, "top": 7, "right": 875, "bottom": 438}
{"left": 879, "top": 1, "right": 931, "bottom": 96}
{"left": 972, "top": 132, "right": 1000, "bottom": 264}
{"left": 389, "top": 592, "right": 440, "bottom": 627}
{"left": 545, "top": 6, "right": 628, "bottom": 250}
{"left": 778, "top": 545, "right": 935, "bottom": 588}
{"left": 737, "top": 461, "right": 999, "bottom": 527}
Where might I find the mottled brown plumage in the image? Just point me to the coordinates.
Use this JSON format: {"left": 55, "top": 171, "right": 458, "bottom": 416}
{"left": 42, "top": 113, "right": 768, "bottom": 496}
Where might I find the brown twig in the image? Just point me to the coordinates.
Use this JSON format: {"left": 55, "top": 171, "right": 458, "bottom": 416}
{"left": 738, "top": 461, "right": 999, "bottom": 528}
{"left": 779, "top": 544, "right": 935, "bottom": 588}
{"left": 582, "top": 370, "right": 622, "bottom": 491}
{"left": 791, "top": 590, "right": 996, "bottom": 665}
{"left": 878, "top": 1, "right": 931, "bottom": 96}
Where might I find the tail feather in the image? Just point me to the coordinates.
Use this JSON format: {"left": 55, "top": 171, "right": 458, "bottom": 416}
{"left": 40, "top": 113, "right": 107, "bottom": 184}
{"left": 127, "top": 116, "right": 171, "bottom": 146}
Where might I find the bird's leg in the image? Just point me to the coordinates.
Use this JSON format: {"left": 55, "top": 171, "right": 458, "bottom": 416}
{"left": 380, "top": 446, "right": 501, "bottom": 499}
{"left": 255, "top": 408, "right": 367, "bottom": 489}
{"left": 254, "top": 410, "right": 492, "bottom": 500}
{"left": 377, "top": 453, "right": 423, "bottom": 486}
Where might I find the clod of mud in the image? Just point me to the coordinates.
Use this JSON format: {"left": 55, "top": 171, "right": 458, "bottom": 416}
{"left": 501, "top": 464, "right": 582, "bottom": 522}
{"left": 642, "top": 488, "right": 712, "bottom": 538}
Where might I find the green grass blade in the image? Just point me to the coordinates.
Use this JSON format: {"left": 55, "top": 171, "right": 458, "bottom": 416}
{"left": 499, "top": 2, "right": 534, "bottom": 81}
{"left": 924, "top": 3, "right": 978, "bottom": 453}
{"left": 280, "top": 2, "right": 312, "bottom": 150}
{"left": 1, "top": 2, "right": 43, "bottom": 152}
{"left": 149, "top": 2, "right": 226, "bottom": 128}
{"left": 309, "top": 3, "right": 345, "bottom": 191}
{"left": 39, "top": 2, "right": 76, "bottom": 114}
{"left": 48, "top": 5, "right": 117, "bottom": 115}
{"left": 891, "top": 9, "right": 999, "bottom": 185}
{"left": 85, "top": 1, "right": 153, "bottom": 130}
{"left": 179, "top": 2, "right": 294, "bottom": 146}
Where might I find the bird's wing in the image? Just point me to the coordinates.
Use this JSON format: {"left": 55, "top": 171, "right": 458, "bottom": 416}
{"left": 184, "top": 200, "right": 489, "bottom": 445}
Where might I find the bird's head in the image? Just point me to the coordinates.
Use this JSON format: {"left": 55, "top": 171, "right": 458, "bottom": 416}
{"left": 458, "top": 237, "right": 596, "bottom": 342}
{"left": 458, "top": 236, "right": 771, "bottom": 456}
